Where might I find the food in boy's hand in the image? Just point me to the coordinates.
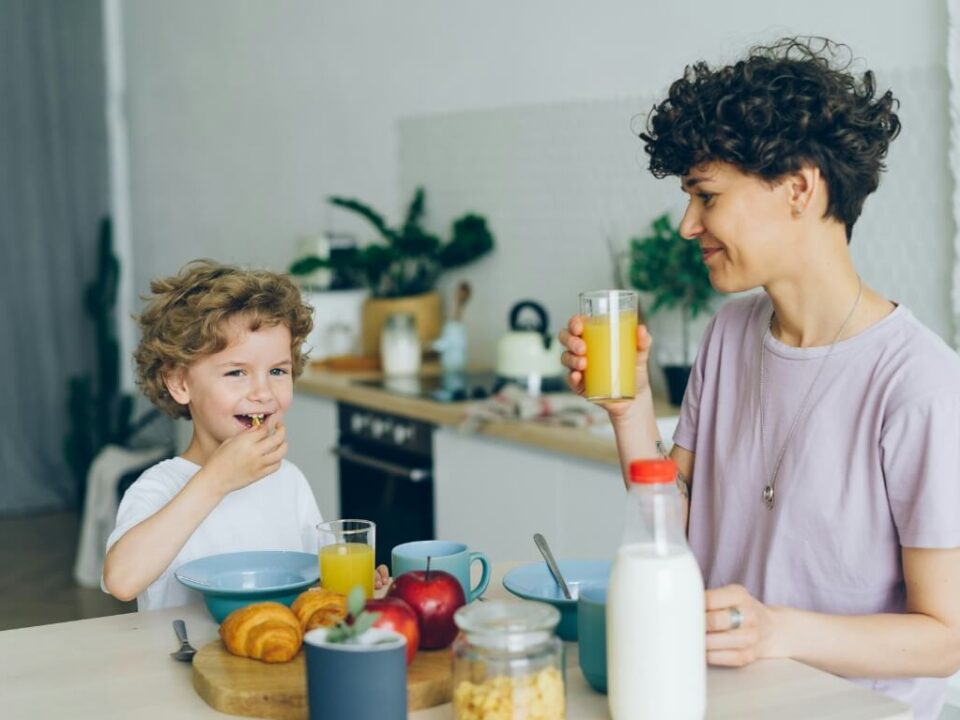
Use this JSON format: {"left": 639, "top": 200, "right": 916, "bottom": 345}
{"left": 251, "top": 414, "right": 263, "bottom": 428}
{"left": 291, "top": 587, "right": 348, "bottom": 631}
{"left": 386, "top": 558, "right": 465, "bottom": 650}
{"left": 219, "top": 601, "right": 303, "bottom": 663}
{"left": 366, "top": 597, "right": 420, "bottom": 665}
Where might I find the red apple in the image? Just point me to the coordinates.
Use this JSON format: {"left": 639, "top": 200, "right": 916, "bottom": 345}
{"left": 365, "top": 597, "right": 420, "bottom": 665}
{"left": 387, "top": 562, "right": 466, "bottom": 650}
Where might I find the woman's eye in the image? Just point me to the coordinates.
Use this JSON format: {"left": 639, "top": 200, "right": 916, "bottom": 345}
{"left": 698, "top": 192, "right": 714, "bottom": 205}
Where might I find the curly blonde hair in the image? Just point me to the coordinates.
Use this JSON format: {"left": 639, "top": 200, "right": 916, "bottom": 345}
{"left": 134, "top": 260, "right": 314, "bottom": 419}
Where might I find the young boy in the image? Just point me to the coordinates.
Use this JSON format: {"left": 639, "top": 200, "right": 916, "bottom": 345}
{"left": 103, "top": 260, "right": 385, "bottom": 610}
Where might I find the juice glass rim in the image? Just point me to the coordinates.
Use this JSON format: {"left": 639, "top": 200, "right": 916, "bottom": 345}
{"left": 579, "top": 289, "right": 638, "bottom": 301}
{"left": 316, "top": 518, "right": 375, "bottom": 540}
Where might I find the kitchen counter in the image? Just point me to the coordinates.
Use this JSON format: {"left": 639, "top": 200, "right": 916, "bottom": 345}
{"left": 295, "top": 366, "right": 679, "bottom": 467}
{"left": 0, "top": 563, "right": 912, "bottom": 719}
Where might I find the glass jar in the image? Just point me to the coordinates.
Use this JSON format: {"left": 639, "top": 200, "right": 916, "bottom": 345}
{"left": 380, "top": 312, "right": 421, "bottom": 376}
{"left": 451, "top": 600, "right": 566, "bottom": 720}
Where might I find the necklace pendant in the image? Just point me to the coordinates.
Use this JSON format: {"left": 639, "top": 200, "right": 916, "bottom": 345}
{"left": 762, "top": 485, "right": 775, "bottom": 509}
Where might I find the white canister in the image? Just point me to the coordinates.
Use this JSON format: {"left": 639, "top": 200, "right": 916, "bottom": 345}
{"left": 381, "top": 313, "right": 421, "bottom": 376}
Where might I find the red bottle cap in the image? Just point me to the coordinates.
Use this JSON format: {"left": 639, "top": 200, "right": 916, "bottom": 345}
{"left": 629, "top": 458, "right": 677, "bottom": 484}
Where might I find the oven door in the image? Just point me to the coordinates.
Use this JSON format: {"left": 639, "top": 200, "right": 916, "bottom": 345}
{"left": 333, "top": 440, "right": 435, "bottom": 568}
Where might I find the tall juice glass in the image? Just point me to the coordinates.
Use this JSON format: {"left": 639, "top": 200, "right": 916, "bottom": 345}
{"left": 317, "top": 519, "right": 376, "bottom": 598}
{"left": 579, "top": 290, "right": 638, "bottom": 401}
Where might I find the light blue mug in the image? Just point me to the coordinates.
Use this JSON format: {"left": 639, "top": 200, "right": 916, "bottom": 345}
{"left": 391, "top": 540, "right": 490, "bottom": 602}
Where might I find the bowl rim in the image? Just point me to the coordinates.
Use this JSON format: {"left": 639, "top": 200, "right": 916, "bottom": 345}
{"left": 502, "top": 559, "right": 611, "bottom": 605}
{"left": 174, "top": 550, "right": 319, "bottom": 595}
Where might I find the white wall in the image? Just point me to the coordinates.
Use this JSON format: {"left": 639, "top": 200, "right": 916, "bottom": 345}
{"left": 119, "top": 0, "right": 951, "bottom": 340}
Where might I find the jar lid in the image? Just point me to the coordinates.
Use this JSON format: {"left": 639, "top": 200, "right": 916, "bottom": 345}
{"left": 454, "top": 600, "right": 559, "bottom": 650}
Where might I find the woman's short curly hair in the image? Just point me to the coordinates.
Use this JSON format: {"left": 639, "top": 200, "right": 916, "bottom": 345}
{"left": 640, "top": 37, "right": 901, "bottom": 241}
{"left": 134, "top": 260, "right": 314, "bottom": 419}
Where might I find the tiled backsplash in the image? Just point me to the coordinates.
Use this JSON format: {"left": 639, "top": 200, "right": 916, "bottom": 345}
{"left": 399, "top": 66, "right": 954, "bottom": 385}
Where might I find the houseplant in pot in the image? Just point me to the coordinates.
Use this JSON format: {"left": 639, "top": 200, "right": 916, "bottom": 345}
{"left": 629, "top": 213, "right": 718, "bottom": 405}
{"left": 294, "top": 187, "right": 495, "bottom": 357}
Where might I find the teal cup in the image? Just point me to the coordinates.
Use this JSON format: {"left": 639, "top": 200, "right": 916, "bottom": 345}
{"left": 391, "top": 540, "right": 490, "bottom": 602}
{"left": 577, "top": 582, "right": 608, "bottom": 694}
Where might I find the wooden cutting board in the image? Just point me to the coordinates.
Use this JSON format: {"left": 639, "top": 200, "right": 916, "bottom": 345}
{"left": 193, "top": 640, "right": 452, "bottom": 719}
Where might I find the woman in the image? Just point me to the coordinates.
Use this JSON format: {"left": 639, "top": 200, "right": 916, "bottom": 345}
{"left": 560, "top": 38, "right": 960, "bottom": 719}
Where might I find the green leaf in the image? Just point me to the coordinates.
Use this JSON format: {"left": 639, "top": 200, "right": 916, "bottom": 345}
{"left": 347, "top": 586, "right": 366, "bottom": 617}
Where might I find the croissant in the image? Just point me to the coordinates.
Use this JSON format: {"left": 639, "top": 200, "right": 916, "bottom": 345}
{"left": 291, "top": 588, "right": 348, "bottom": 631}
{"left": 219, "top": 601, "right": 303, "bottom": 663}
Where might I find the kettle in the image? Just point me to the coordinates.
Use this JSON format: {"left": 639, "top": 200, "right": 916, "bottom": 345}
{"left": 496, "top": 300, "right": 565, "bottom": 387}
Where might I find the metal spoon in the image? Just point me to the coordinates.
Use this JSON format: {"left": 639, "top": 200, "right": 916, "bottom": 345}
{"left": 170, "top": 619, "right": 197, "bottom": 662}
{"left": 533, "top": 533, "right": 572, "bottom": 600}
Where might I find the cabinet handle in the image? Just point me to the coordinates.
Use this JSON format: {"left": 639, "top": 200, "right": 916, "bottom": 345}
{"left": 331, "top": 445, "right": 432, "bottom": 483}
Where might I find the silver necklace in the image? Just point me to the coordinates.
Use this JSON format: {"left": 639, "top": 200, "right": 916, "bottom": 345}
{"left": 758, "top": 276, "right": 863, "bottom": 509}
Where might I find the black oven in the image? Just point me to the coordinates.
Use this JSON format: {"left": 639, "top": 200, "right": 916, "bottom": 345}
{"left": 333, "top": 403, "right": 435, "bottom": 568}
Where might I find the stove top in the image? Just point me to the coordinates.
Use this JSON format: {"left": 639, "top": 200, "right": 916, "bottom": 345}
{"left": 354, "top": 371, "right": 499, "bottom": 403}
{"left": 354, "top": 371, "right": 566, "bottom": 403}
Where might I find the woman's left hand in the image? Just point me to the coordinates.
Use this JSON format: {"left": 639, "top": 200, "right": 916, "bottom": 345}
{"left": 705, "top": 584, "right": 783, "bottom": 666}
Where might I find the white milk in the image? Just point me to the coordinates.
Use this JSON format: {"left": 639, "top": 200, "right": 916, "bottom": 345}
{"left": 607, "top": 542, "right": 706, "bottom": 720}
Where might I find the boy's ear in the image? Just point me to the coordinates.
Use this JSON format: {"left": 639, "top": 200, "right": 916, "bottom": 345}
{"left": 163, "top": 367, "right": 191, "bottom": 406}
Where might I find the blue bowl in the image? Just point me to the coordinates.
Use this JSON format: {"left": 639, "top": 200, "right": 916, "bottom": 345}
{"left": 175, "top": 550, "right": 319, "bottom": 623}
{"left": 502, "top": 560, "right": 611, "bottom": 641}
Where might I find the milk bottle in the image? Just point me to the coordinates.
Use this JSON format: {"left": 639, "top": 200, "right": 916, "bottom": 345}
{"left": 607, "top": 458, "right": 706, "bottom": 720}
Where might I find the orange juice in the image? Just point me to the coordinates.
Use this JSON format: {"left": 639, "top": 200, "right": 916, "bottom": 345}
{"left": 582, "top": 311, "right": 637, "bottom": 400}
{"left": 319, "top": 542, "right": 375, "bottom": 598}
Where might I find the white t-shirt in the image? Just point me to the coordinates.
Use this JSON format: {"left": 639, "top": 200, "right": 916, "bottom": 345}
{"left": 105, "top": 457, "right": 323, "bottom": 611}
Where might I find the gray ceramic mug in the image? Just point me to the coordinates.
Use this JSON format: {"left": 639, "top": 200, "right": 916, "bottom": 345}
{"left": 304, "top": 627, "right": 407, "bottom": 720}
{"left": 391, "top": 540, "right": 490, "bottom": 602}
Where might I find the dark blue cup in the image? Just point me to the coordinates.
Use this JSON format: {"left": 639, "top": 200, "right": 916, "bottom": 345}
{"left": 577, "top": 582, "right": 608, "bottom": 694}
{"left": 304, "top": 627, "right": 407, "bottom": 719}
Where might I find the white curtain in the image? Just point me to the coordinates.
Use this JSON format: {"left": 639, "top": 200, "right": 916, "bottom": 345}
{"left": 0, "top": 0, "right": 108, "bottom": 513}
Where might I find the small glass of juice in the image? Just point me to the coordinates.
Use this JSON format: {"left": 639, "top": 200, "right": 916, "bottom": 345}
{"left": 579, "top": 290, "right": 638, "bottom": 401}
{"left": 317, "top": 519, "right": 376, "bottom": 598}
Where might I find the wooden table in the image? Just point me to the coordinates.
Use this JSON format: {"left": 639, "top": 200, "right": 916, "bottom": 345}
{"left": 0, "top": 565, "right": 912, "bottom": 719}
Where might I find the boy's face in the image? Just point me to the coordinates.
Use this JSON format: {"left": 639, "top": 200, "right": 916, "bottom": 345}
{"left": 166, "top": 315, "right": 294, "bottom": 452}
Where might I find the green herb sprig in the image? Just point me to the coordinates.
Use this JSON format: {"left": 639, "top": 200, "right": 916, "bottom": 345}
{"left": 325, "top": 587, "right": 381, "bottom": 644}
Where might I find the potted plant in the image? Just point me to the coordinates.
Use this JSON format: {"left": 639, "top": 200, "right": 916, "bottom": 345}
{"left": 291, "top": 187, "right": 494, "bottom": 357}
{"left": 629, "top": 213, "right": 718, "bottom": 405}
{"left": 304, "top": 587, "right": 408, "bottom": 720}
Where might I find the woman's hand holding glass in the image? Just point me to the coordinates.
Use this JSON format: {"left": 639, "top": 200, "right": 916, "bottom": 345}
{"left": 558, "top": 316, "right": 654, "bottom": 422}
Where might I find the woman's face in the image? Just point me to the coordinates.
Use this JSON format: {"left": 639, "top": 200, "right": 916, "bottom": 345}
{"left": 678, "top": 161, "right": 796, "bottom": 293}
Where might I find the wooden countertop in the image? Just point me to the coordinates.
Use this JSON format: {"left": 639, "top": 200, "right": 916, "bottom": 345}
{"left": 295, "top": 366, "right": 680, "bottom": 467}
{"left": 0, "top": 563, "right": 912, "bottom": 719}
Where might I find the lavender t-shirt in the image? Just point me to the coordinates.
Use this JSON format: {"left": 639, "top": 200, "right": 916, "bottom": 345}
{"left": 676, "top": 292, "right": 960, "bottom": 720}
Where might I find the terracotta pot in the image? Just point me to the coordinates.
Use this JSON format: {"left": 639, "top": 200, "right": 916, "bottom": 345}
{"left": 361, "top": 291, "right": 443, "bottom": 357}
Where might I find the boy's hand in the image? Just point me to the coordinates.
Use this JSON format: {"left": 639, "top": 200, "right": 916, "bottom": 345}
{"left": 374, "top": 564, "right": 390, "bottom": 591}
{"left": 202, "top": 419, "right": 288, "bottom": 495}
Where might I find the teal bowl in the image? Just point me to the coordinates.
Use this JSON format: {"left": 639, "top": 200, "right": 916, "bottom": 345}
{"left": 174, "top": 550, "right": 319, "bottom": 623}
{"left": 502, "top": 560, "right": 611, "bottom": 641}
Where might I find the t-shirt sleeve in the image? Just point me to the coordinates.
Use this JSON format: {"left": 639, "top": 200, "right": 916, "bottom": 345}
{"left": 104, "top": 467, "right": 179, "bottom": 554}
{"left": 672, "top": 313, "right": 719, "bottom": 453}
{"left": 881, "top": 392, "right": 960, "bottom": 548}
{"left": 294, "top": 468, "right": 323, "bottom": 553}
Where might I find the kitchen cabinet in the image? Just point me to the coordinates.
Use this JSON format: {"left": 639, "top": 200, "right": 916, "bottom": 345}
{"left": 435, "top": 428, "right": 626, "bottom": 563}
{"left": 285, "top": 393, "right": 339, "bottom": 519}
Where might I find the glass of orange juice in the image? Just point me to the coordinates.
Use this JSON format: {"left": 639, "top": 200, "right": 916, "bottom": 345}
{"left": 317, "top": 519, "right": 376, "bottom": 598}
{"left": 579, "top": 290, "right": 638, "bottom": 401}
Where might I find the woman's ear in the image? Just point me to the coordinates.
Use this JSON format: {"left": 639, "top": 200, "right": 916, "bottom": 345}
{"left": 163, "top": 367, "right": 191, "bottom": 407}
{"left": 787, "top": 165, "right": 821, "bottom": 217}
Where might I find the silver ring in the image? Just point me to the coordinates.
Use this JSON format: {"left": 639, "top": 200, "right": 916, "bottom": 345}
{"left": 729, "top": 606, "right": 743, "bottom": 630}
